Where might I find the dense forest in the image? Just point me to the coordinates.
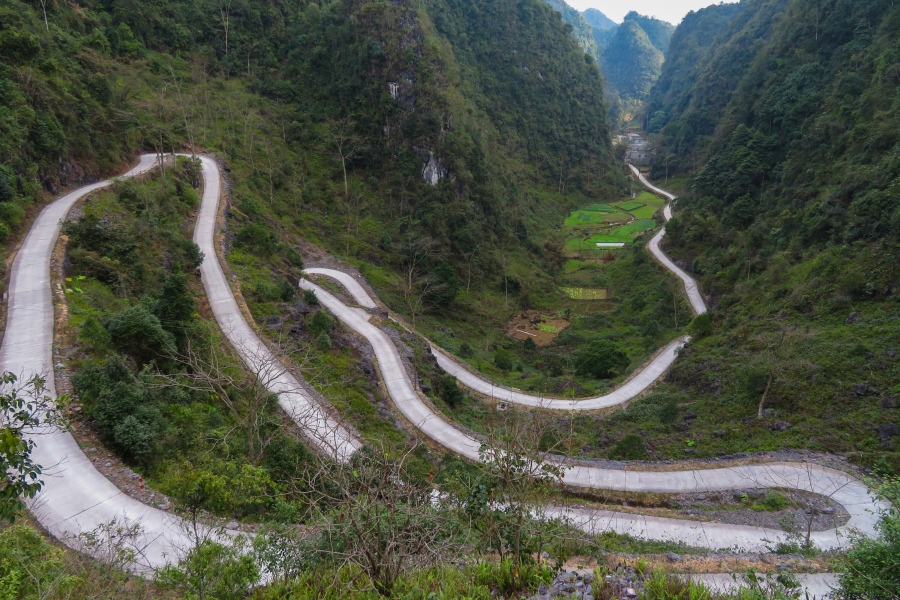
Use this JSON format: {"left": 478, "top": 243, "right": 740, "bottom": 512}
{"left": 637, "top": 0, "right": 900, "bottom": 474}
{"left": 540, "top": 2, "right": 674, "bottom": 118}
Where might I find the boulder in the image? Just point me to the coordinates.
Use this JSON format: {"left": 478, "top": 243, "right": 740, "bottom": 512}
{"left": 874, "top": 424, "right": 900, "bottom": 440}
{"left": 852, "top": 383, "right": 871, "bottom": 396}
{"left": 882, "top": 396, "right": 897, "bottom": 409}
{"left": 772, "top": 420, "right": 793, "bottom": 432}
{"left": 845, "top": 312, "right": 861, "bottom": 325}
{"left": 713, "top": 430, "right": 726, "bottom": 437}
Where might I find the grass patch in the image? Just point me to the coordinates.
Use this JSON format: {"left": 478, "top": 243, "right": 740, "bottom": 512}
{"left": 629, "top": 204, "right": 659, "bottom": 219}
{"left": 583, "top": 203, "right": 616, "bottom": 212}
{"left": 615, "top": 201, "right": 644, "bottom": 211}
{"left": 561, "top": 287, "right": 608, "bottom": 300}
{"left": 611, "top": 219, "right": 657, "bottom": 237}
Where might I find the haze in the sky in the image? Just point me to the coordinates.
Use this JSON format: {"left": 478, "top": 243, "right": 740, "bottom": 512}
{"left": 564, "top": 0, "right": 732, "bottom": 25}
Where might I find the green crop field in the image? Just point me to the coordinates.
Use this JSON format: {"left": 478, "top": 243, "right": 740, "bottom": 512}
{"left": 561, "top": 287, "right": 608, "bottom": 300}
{"left": 629, "top": 205, "right": 659, "bottom": 219}
{"left": 611, "top": 219, "right": 657, "bottom": 237}
{"left": 616, "top": 201, "right": 644, "bottom": 211}
{"left": 583, "top": 203, "right": 615, "bottom": 212}
{"left": 564, "top": 210, "right": 631, "bottom": 226}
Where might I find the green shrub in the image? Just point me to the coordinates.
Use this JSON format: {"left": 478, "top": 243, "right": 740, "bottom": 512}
{"left": 523, "top": 337, "right": 537, "bottom": 352}
{"left": 283, "top": 245, "right": 305, "bottom": 268}
{"left": 309, "top": 310, "right": 333, "bottom": 336}
{"left": 277, "top": 277, "right": 297, "bottom": 302}
{"left": 0, "top": 201, "right": 24, "bottom": 227}
{"left": 474, "top": 559, "right": 554, "bottom": 597}
{"left": 302, "top": 288, "right": 318, "bottom": 305}
{"left": 106, "top": 304, "right": 176, "bottom": 365}
{"left": 0, "top": 168, "right": 14, "bottom": 203}
{"left": 79, "top": 317, "right": 111, "bottom": 348}
{"left": 659, "top": 398, "right": 679, "bottom": 424}
{"left": 576, "top": 339, "right": 629, "bottom": 379}
{"left": 609, "top": 434, "right": 647, "bottom": 460}
{"left": 255, "top": 280, "right": 281, "bottom": 301}
{"left": 0, "top": 222, "right": 10, "bottom": 243}
{"left": 690, "top": 313, "right": 712, "bottom": 338}
{"left": 235, "top": 223, "right": 278, "bottom": 256}
{"left": 459, "top": 342, "right": 474, "bottom": 358}
{"left": 838, "top": 477, "right": 900, "bottom": 598}
{"left": 494, "top": 348, "right": 514, "bottom": 371}
{"left": 439, "top": 374, "right": 465, "bottom": 407}
{"left": 149, "top": 272, "right": 196, "bottom": 342}
{"left": 752, "top": 492, "right": 790, "bottom": 511}
{"left": 316, "top": 331, "right": 331, "bottom": 351}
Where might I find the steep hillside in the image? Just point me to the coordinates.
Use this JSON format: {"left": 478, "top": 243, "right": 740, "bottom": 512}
{"left": 582, "top": 8, "right": 617, "bottom": 31}
{"left": 601, "top": 20, "right": 665, "bottom": 103}
{"left": 542, "top": 0, "right": 601, "bottom": 60}
{"left": 582, "top": 7, "right": 618, "bottom": 49}
{"left": 645, "top": 1, "right": 748, "bottom": 134}
{"left": 539, "top": 1, "right": 673, "bottom": 116}
{"left": 638, "top": 0, "right": 900, "bottom": 473}
{"left": 622, "top": 10, "right": 675, "bottom": 54}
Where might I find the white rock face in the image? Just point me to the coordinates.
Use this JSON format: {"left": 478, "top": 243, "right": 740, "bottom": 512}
{"left": 388, "top": 81, "right": 399, "bottom": 99}
{"left": 422, "top": 150, "right": 446, "bottom": 185}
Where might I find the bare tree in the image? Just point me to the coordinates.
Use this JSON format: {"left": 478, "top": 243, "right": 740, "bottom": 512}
{"left": 749, "top": 325, "right": 814, "bottom": 418}
{"left": 467, "top": 410, "right": 569, "bottom": 563}
{"left": 159, "top": 334, "right": 316, "bottom": 466}
{"left": 217, "top": 0, "right": 234, "bottom": 56}
{"left": 399, "top": 236, "right": 440, "bottom": 328}
{"left": 328, "top": 119, "right": 365, "bottom": 197}
{"left": 291, "top": 444, "right": 461, "bottom": 596}
{"left": 337, "top": 192, "right": 368, "bottom": 258}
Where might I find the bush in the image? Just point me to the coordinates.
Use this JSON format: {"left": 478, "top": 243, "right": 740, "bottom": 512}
{"left": 576, "top": 339, "right": 629, "bottom": 379}
{"left": 494, "top": 348, "right": 514, "bottom": 371}
{"left": 316, "top": 331, "right": 331, "bottom": 351}
{"left": 609, "top": 434, "right": 647, "bottom": 460}
{"left": 79, "top": 317, "right": 112, "bottom": 348}
{"left": 838, "top": 477, "right": 900, "bottom": 598}
{"left": 113, "top": 414, "right": 157, "bottom": 462}
{"left": 150, "top": 272, "right": 196, "bottom": 342}
{"left": 107, "top": 304, "right": 176, "bottom": 365}
{"left": 277, "top": 277, "right": 297, "bottom": 302}
{"left": 690, "top": 313, "right": 712, "bottom": 338}
{"left": 523, "top": 337, "right": 537, "bottom": 352}
{"left": 283, "top": 245, "right": 305, "bottom": 268}
{"left": 0, "top": 222, "right": 8, "bottom": 243}
{"left": 309, "top": 310, "right": 333, "bottom": 336}
{"left": 439, "top": 374, "right": 465, "bottom": 407}
{"left": 255, "top": 280, "right": 281, "bottom": 301}
{"left": 0, "top": 201, "right": 25, "bottom": 228}
{"left": 459, "top": 342, "right": 474, "bottom": 358}
{"left": 235, "top": 223, "right": 278, "bottom": 256}
{"left": 302, "top": 288, "right": 318, "bottom": 305}
{"left": 0, "top": 168, "right": 14, "bottom": 203}
{"left": 659, "top": 398, "right": 679, "bottom": 424}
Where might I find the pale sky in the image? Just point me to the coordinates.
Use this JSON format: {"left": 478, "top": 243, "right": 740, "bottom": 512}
{"left": 564, "top": 0, "right": 734, "bottom": 25}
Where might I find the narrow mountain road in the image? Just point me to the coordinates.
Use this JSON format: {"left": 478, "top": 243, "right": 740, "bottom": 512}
{"left": 299, "top": 275, "right": 884, "bottom": 552}
{"left": 310, "top": 165, "right": 702, "bottom": 409}
{"left": 4, "top": 155, "right": 195, "bottom": 571}
{"left": 7, "top": 154, "right": 359, "bottom": 572}
{"left": 192, "top": 157, "right": 360, "bottom": 461}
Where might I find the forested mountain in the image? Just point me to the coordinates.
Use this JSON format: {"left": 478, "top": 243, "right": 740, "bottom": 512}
{"left": 582, "top": 8, "right": 617, "bottom": 32}
{"left": 582, "top": 7, "right": 618, "bottom": 49}
{"left": 542, "top": 0, "right": 601, "bottom": 60}
{"left": 539, "top": 1, "right": 672, "bottom": 116}
{"left": 600, "top": 20, "right": 665, "bottom": 103}
{"left": 642, "top": 0, "right": 900, "bottom": 473}
{"left": 0, "top": 0, "right": 621, "bottom": 270}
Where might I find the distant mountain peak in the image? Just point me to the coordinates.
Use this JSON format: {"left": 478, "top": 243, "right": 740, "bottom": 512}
{"left": 582, "top": 8, "right": 617, "bottom": 30}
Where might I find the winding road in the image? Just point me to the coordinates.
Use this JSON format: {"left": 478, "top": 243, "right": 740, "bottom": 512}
{"left": 7, "top": 154, "right": 358, "bottom": 571}
{"left": 318, "top": 164, "right": 703, "bottom": 410}
{"left": 6, "top": 154, "right": 881, "bottom": 596}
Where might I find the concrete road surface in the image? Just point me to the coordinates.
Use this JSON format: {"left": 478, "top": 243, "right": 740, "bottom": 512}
{"left": 298, "top": 277, "right": 883, "bottom": 552}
